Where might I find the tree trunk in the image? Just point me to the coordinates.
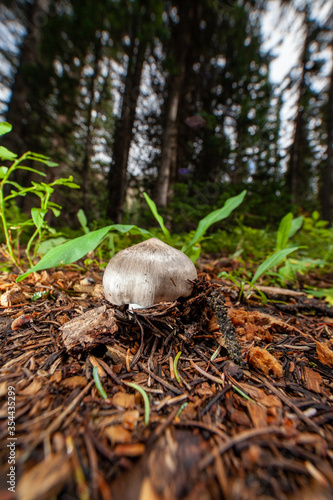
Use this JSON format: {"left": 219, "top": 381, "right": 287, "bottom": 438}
{"left": 5, "top": 0, "right": 46, "bottom": 154}
{"left": 107, "top": 37, "right": 145, "bottom": 223}
{"left": 155, "top": 1, "right": 194, "bottom": 208}
{"left": 82, "top": 41, "right": 101, "bottom": 209}
{"left": 155, "top": 66, "right": 186, "bottom": 207}
{"left": 321, "top": 62, "right": 333, "bottom": 224}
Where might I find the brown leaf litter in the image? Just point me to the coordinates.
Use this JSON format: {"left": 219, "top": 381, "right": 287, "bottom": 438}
{"left": 0, "top": 267, "right": 333, "bottom": 500}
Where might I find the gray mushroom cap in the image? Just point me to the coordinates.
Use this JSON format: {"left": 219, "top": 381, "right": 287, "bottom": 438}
{"left": 103, "top": 237, "right": 197, "bottom": 307}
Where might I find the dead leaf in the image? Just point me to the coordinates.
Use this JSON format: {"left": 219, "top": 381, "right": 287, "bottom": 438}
{"left": 0, "top": 381, "right": 8, "bottom": 397}
{"left": 60, "top": 376, "right": 87, "bottom": 388}
{"left": 237, "top": 382, "right": 282, "bottom": 408}
{"left": 113, "top": 391, "right": 135, "bottom": 410}
{"left": 19, "top": 380, "right": 42, "bottom": 396}
{"left": 50, "top": 371, "right": 62, "bottom": 383}
{"left": 105, "top": 425, "right": 132, "bottom": 444}
{"left": 303, "top": 366, "right": 323, "bottom": 393}
{"left": 139, "top": 477, "right": 161, "bottom": 500}
{"left": 89, "top": 355, "right": 107, "bottom": 377}
{"left": 1, "top": 287, "right": 26, "bottom": 306}
{"left": 122, "top": 409, "right": 140, "bottom": 429}
{"left": 16, "top": 452, "right": 71, "bottom": 500}
{"left": 248, "top": 346, "right": 283, "bottom": 377}
{"left": 247, "top": 400, "right": 267, "bottom": 428}
{"left": 315, "top": 341, "right": 333, "bottom": 368}
{"left": 11, "top": 314, "right": 34, "bottom": 330}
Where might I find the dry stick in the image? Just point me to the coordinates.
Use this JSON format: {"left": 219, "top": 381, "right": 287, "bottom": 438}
{"left": 176, "top": 419, "right": 228, "bottom": 442}
{"left": 138, "top": 362, "right": 182, "bottom": 395}
{"left": 98, "top": 358, "right": 123, "bottom": 386}
{"left": 199, "top": 426, "right": 285, "bottom": 470}
{"left": 190, "top": 360, "right": 225, "bottom": 386}
{"left": 20, "top": 380, "right": 94, "bottom": 461}
{"left": 83, "top": 431, "right": 99, "bottom": 500}
{"left": 130, "top": 314, "right": 145, "bottom": 369}
{"left": 147, "top": 337, "right": 159, "bottom": 386}
{"left": 259, "top": 377, "right": 325, "bottom": 437}
{"left": 148, "top": 406, "right": 180, "bottom": 444}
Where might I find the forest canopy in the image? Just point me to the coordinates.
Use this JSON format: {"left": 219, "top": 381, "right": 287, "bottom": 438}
{"left": 0, "top": 0, "right": 332, "bottom": 231}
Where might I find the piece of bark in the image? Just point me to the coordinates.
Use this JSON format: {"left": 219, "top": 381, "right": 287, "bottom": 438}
{"left": 248, "top": 346, "right": 283, "bottom": 377}
{"left": 61, "top": 305, "right": 118, "bottom": 350}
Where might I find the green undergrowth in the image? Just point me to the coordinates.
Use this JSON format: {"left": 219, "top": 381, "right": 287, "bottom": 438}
{"left": 1, "top": 122, "right": 332, "bottom": 305}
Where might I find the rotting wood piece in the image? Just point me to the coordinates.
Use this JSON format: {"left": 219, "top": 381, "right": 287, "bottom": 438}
{"left": 208, "top": 287, "right": 247, "bottom": 368}
{"left": 61, "top": 305, "right": 118, "bottom": 350}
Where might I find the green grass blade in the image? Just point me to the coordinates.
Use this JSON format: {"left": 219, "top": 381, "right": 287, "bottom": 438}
{"left": 93, "top": 366, "right": 108, "bottom": 399}
{"left": 249, "top": 247, "right": 299, "bottom": 288}
{"left": 125, "top": 382, "right": 150, "bottom": 426}
{"left": 16, "top": 224, "right": 153, "bottom": 281}
{"left": 173, "top": 351, "right": 182, "bottom": 384}
{"left": 182, "top": 190, "right": 246, "bottom": 253}
{"left": 276, "top": 213, "right": 292, "bottom": 251}
{"left": 143, "top": 192, "right": 171, "bottom": 241}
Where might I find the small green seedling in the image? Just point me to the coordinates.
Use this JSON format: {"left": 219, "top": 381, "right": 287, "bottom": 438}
{"left": 0, "top": 122, "right": 79, "bottom": 267}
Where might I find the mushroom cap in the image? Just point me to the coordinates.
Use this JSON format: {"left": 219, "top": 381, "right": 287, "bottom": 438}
{"left": 103, "top": 237, "right": 197, "bottom": 307}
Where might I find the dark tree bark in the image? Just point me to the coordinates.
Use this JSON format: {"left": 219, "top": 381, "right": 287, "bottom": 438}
{"left": 321, "top": 62, "right": 333, "bottom": 224}
{"left": 286, "top": 45, "right": 307, "bottom": 207}
{"left": 155, "top": 64, "right": 186, "bottom": 207}
{"left": 155, "top": 0, "right": 196, "bottom": 208}
{"left": 107, "top": 36, "right": 146, "bottom": 223}
{"left": 5, "top": 0, "right": 47, "bottom": 154}
{"left": 82, "top": 41, "right": 101, "bottom": 209}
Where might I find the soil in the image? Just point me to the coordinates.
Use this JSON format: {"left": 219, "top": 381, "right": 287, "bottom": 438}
{"left": 0, "top": 258, "right": 333, "bottom": 500}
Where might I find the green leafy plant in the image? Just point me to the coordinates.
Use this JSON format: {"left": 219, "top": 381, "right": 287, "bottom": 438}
{"left": 219, "top": 246, "right": 299, "bottom": 301}
{"left": 145, "top": 190, "right": 247, "bottom": 262}
{"left": 275, "top": 212, "right": 303, "bottom": 251}
{"left": 0, "top": 122, "right": 79, "bottom": 267}
{"left": 218, "top": 211, "right": 303, "bottom": 301}
{"left": 17, "top": 224, "right": 152, "bottom": 281}
{"left": 16, "top": 190, "right": 246, "bottom": 281}
{"left": 305, "top": 288, "right": 333, "bottom": 306}
{"left": 77, "top": 209, "right": 90, "bottom": 234}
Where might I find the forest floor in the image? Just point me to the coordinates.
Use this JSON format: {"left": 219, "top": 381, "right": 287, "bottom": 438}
{"left": 0, "top": 256, "right": 333, "bottom": 500}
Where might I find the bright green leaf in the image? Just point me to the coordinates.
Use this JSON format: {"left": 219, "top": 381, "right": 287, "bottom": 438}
{"left": 77, "top": 209, "right": 89, "bottom": 234}
{"left": 16, "top": 166, "right": 47, "bottom": 177}
{"left": 182, "top": 190, "right": 246, "bottom": 253}
{"left": 0, "top": 146, "right": 17, "bottom": 161}
{"left": 31, "top": 208, "right": 47, "bottom": 230}
{"left": 51, "top": 207, "right": 61, "bottom": 217}
{"left": 288, "top": 215, "right": 304, "bottom": 239}
{"left": 0, "top": 166, "right": 8, "bottom": 178}
{"left": 143, "top": 192, "right": 171, "bottom": 241}
{"left": 37, "top": 237, "right": 68, "bottom": 255}
{"left": 276, "top": 213, "right": 292, "bottom": 251}
{"left": 16, "top": 224, "right": 153, "bottom": 281}
{"left": 249, "top": 247, "right": 299, "bottom": 288}
{"left": 0, "top": 122, "right": 12, "bottom": 136}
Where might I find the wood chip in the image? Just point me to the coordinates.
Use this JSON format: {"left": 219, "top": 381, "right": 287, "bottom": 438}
{"left": 315, "top": 341, "right": 333, "bottom": 368}
{"left": 248, "top": 346, "right": 283, "bottom": 377}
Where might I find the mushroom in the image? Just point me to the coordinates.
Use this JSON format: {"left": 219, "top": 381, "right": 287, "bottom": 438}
{"left": 103, "top": 237, "right": 197, "bottom": 308}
